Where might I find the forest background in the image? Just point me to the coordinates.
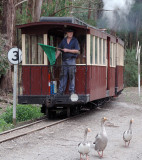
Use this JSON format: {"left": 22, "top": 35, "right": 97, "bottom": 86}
{"left": 0, "top": 0, "right": 141, "bottom": 93}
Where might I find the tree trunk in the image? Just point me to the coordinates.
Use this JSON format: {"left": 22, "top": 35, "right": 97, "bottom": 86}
{"left": 0, "top": 0, "right": 16, "bottom": 92}
{"left": 88, "top": 1, "right": 91, "bottom": 20}
{"left": 27, "top": 0, "right": 43, "bottom": 22}
{"left": 27, "top": 0, "right": 33, "bottom": 22}
{"left": 33, "top": 0, "right": 43, "bottom": 22}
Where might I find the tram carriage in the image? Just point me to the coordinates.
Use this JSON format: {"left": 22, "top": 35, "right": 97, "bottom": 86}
{"left": 17, "top": 17, "right": 124, "bottom": 117}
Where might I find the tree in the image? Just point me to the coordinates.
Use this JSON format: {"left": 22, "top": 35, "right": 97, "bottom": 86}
{"left": 0, "top": 0, "right": 43, "bottom": 93}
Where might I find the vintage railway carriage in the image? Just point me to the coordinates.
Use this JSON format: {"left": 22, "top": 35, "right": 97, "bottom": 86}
{"left": 17, "top": 17, "right": 124, "bottom": 117}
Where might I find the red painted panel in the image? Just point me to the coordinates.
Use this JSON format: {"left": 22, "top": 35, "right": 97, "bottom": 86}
{"left": 22, "top": 66, "right": 51, "bottom": 96}
{"left": 86, "top": 66, "right": 107, "bottom": 101}
{"left": 116, "top": 66, "right": 124, "bottom": 92}
{"left": 22, "top": 65, "right": 120, "bottom": 98}
{"left": 75, "top": 66, "right": 87, "bottom": 94}
{"left": 31, "top": 67, "right": 42, "bottom": 95}
{"left": 91, "top": 66, "right": 106, "bottom": 101}
{"left": 22, "top": 66, "right": 31, "bottom": 95}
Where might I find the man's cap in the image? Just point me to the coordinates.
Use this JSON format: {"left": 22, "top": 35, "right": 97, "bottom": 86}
{"left": 66, "top": 28, "right": 74, "bottom": 32}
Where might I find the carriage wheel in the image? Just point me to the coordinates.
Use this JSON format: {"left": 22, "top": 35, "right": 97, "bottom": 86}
{"left": 41, "top": 104, "right": 46, "bottom": 115}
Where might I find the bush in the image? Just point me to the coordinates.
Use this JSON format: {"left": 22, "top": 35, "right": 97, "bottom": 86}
{"left": 0, "top": 118, "right": 13, "bottom": 132}
{"left": 0, "top": 104, "right": 43, "bottom": 125}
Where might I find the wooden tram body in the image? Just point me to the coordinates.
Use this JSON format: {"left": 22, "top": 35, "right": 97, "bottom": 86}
{"left": 17, "top": 17, "right": 124, "bottom": 117}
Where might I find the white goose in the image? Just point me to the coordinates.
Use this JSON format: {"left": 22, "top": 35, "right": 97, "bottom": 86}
{"left": 123, "top": 118, "right": 133, "bottom": 147}
{"left": 93, "top": 117, "right": 108, "bottom": 158}
{"left": 78, "top": 128, "right": 91, "bottom": 160}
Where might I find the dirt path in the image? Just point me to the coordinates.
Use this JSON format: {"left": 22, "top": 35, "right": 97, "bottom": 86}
{"left": 0, "top": 88, "right": 142, "bottom": 160}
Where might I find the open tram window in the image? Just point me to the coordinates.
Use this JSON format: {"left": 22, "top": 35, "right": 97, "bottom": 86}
{"left": 103, "top": 39, "right": 106, "bottom": 65}
{"left": 113, "top": 43, "right": 116, "bottom": 67}
{"left": 99, "top": 38, "right": 102, "bottom": 64}
{"left": 76, "top": 35, "right": 86, "bottom": 64}
{"left": 25, "top": 35, "right": 44, "bottom": 64}
{"left": 118, "top": 44, "right": 124, "bottom": 66}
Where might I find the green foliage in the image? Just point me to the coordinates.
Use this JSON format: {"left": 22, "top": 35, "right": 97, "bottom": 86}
{"left": 42, "top": 0, "right": 71, "bottom": 17}
{"left": 16, "top": 3, "right": 29, "bottom": 24}
{"left": 0, "top": 104, "right": 43, "bottom": 124}
{"left": 0, "top": 55, "right": 9, "bottom": 78}
{"left": 124, "top": 49, "right": 138, "bottom": 87}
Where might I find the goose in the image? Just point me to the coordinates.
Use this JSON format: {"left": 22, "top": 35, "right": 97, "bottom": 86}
{"left": 78, "top": 128, "right": 91, "bottom": 160}
{"left": 93, "top": 117, "right": 108, "bottom": 158}
{"left": 123, "top": 118, "right": 133, "bottom": 147}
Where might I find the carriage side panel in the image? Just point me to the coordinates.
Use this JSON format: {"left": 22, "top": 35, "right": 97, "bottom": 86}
{"left": 87, "top": 66, "right": 106, "bottom": 101}
{"left": 109, "top": 67, "right": 115, "bottom": 96}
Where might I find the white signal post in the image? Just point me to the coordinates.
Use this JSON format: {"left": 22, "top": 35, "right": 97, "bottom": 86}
{"left": 8, "top": 48, "right": 22, "bottom": 125}
{"left": 136, "top": 41, "right": 141, "bottom": 96}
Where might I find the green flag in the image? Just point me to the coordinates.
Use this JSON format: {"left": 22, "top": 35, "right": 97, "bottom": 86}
{"left": 38, "top": 43, "right": 56, "bottom": 65}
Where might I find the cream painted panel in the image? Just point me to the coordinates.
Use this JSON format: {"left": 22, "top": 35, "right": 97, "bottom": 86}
{"left": 97, "top": 37, "right": 99, "bottom": 64}
{"left": 86, "top": 34, "right": 90, "bottom": 65}
{"left": 43, "top": 34, "right": 48, "bottom": 65}
{"left": 22, "top": 34, "right": 25, "bottom": 65}
{"left": 101, "top": 38, "right": 103, "bottom": 65}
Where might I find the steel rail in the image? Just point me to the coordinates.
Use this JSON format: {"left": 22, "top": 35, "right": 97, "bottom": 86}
{"left": 0, "top": 110, "right": 89, "bottom": 143}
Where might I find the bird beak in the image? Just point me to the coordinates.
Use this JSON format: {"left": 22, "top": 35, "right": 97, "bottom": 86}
{"left": 104, "top": 117, "right": 108, "bottom": 121}
{"left": 88, "top": 128, "right": 91, "bottom": 132}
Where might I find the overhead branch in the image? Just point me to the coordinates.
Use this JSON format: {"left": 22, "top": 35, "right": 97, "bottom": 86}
{"left": 15, "top": 0, "right": 28, "bottom": 8}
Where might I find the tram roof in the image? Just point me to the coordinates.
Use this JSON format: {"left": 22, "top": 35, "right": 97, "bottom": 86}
{"left": 16, "top": 17, "right": 88, "bottom": 29}
{"left": 16, "top": 17, "right": 124, "bottom": 46}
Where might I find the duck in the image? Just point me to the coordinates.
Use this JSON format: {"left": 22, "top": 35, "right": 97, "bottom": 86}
{"left": 123, "top": 118, "right": 133, "bottom": 147}
{"left": 93, "top": 117, "right": 108, "bottom": 158}
{"left": 78, "top": 128, "right": 91, "bottom": 160}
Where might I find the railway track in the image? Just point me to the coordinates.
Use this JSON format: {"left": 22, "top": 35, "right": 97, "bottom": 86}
{"left": 0, "top": 109, "right": 90, "bottom": 143}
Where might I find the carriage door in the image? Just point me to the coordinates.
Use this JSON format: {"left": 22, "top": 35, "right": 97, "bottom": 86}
{"left": 106, "top": 37, "right": 110, "bottom": 90}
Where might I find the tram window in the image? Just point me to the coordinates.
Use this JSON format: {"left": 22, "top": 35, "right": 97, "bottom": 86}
{"left": 90, "top": 35, "right": 93, "bottom": 64}
{"left": 119, "top": 45, "right": 124, "bottom": 66}
{"left": 103, "top": 39, "right": 106, "bottom": 65}
{"left": 38, "top": 36, "right": 44, "bottom": 64}
{"left": 95, "top": 37, "right": 98, "bottom": 64}
{"left": 25, "top": 35, "right": 44, "bottom": 64}
{"left": 99, "top": 38, "right": 102, "bottom": 64}
{"left": 117, "top": 44, "right": 120, "bottom": 65}
{"left": 76, "top": 35, "right": 86, "bottom": 64}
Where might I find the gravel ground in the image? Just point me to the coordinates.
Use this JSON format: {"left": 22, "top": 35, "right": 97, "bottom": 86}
{"left": 0, "top": 87, "right": 142, "bottom": 160}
